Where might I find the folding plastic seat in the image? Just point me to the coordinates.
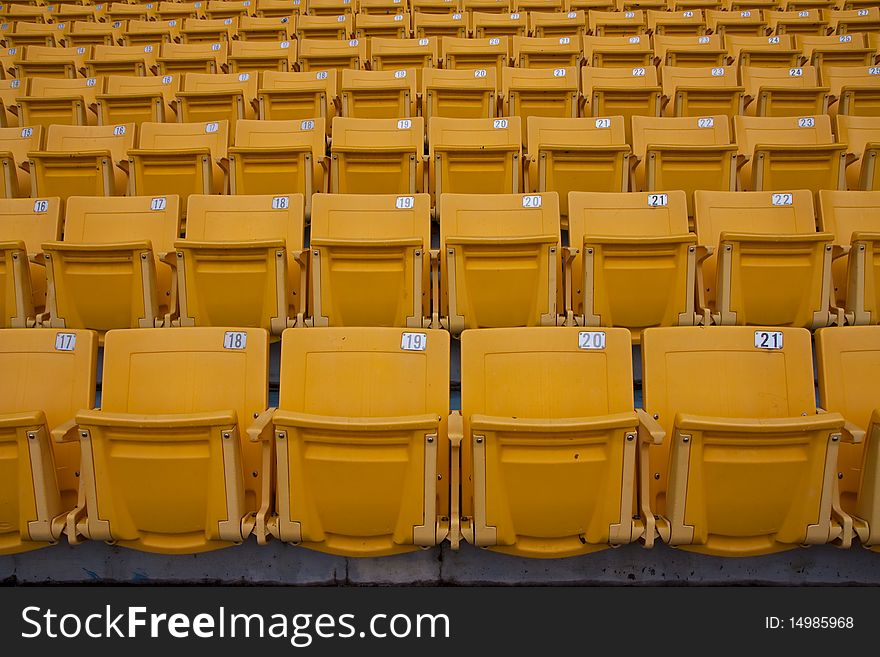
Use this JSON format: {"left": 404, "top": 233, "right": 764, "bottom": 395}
{"left": 581, "top": 34, "right": 654, "bottom": 67}
{"left": 65, "top": 20, "right": 125, "bottom": 48}
{"left": 180, "top": 17, "right": 240, "bottom": 43}
{"left": 647, "top": 9, "right": 707, "bottom": 35}
{"left": 412, "top": 10, "right": 468, "bottom": 38}
{"left": 298, "top": 37, "right": 366, "bottom": 73}
{"left": 41, "top": 195, "right": 181, "bottom": 331}
{"left": 17, "top": 77, "right": 101, "bottom": 130}
{"left": 566, "top": 191, "right": 697, "bottom": 335}
{"left": 308, "top": 0, "right": 357, "bottom": 15}
{"left": 122, "top": 18, "right": 182, "bottom": 46}
{"left": 439, "top": 191, "right": 561, "bottom": 334}
{"left": 228, "top": 39, "right": 296, "bottom": 73}
{"left": 66, "top": 326, "right": 269, "bottom": 553}
{"left": 237, "top": 14, "right": 295, "bottom": 41}
{"left": 13, "top": 45, "right": 88, "bottom": 79}
{"left": 726, "top": 34, "right": 802, "bottom": 68}
{"left": 705, "top": 8, "right": 766, "bottom": 35}
{"left": 330, "top": 116, "right": 424, "bottom": 194}
{"left": 825, "top": 65, "right": 880, "bottom": 117}
{"left": 354, "top": 11, "right": 410, "bottom": 38}
{"left": 108, "top": 3, "right": 156, "bottom": 23}
{"left": 828, "top": 7, "right": 880, "bottom": 34}
{"left": 796, "top": 34, "right": 875, "bottom": 79}
{"left": 742, "top": 64, "right": 830, "bottom": 116}
{"left": 837, "top": 115, "right": 880, "bottom": 191}
{"left": 817, "top": 190, "right": 880, "bottom": 325}
{"left": 340, "top": 68, "right": 417, "bottom": 119}
{"left": 85, "top": 44, "right": 159, "bottom": 78}
{"left": 359, "top": 0, "right": 409, "bottom": 14}
{"left": 308, "top": 193, "right": 432, "bottom": 327}
{"left": 158, "top": 42, "right": 228, "bottom": 75}
{"left": 513, "top": 36, "right": 581, "bottom": 69}
{"left": 662, "top": 65, "right": 745, "bottom": 117}
{"left": 653, "top": 34, "right": 726, "bottom": 67}
{"left": 0, "top": 125, "right": 40, "bottom": 198}
{"left": 429, "top": 116, "right": 521, "bottom": 199}
{"left": 631, "top": 115, "right": 737, "bottom": 216}
{"left": 462, "top": 0, "right": 511, "bottom": 13}
{"left": 421, "top": 67, "right": 496, "bottom": 122}
{"left": 528, "top": 10, "right": 586, "bottom": 38}
{"left": 471, "top": 11, "right": 528, "bottom": 44}
{"left": 156, "top": 1, "right": 207, "bottom": 21}
{"left": 27, "top": 123, "right": 134, "bottom": 201}
{"left": 369, "top": 36, "right": 439, "bottom": 73}
{"left": 458, "top": 326, "right": 650, "bottom": 556}
{"left": 0, "top": 327, "right": 96, "bottom": 554}
{"left": 767, "top": 8, "right": 828, "bottom": 34}
{"left": 411, "top": 0, "right": 462, "bottom": 13}
{"left": 258, "top": 70, "right": 339, "bottom": 132}
{"left": 256, "top": 0, "right": 305, "bottom": 17}
{"left": 228, "top": 118, "right": 327, "bottom": 218}
{"left": 7, "top": 21, "right": 68, "bottom": 48}
{"left": 127, "top": 121, "right": 228, "bottom": 213}
{"left": 735, "top": 114, "right": 846, "bottom": 196}
{"left": 501, "top": 66, "right": 579, "bottom": 144}
{"left": 581, "top": 66, "right": 662, "bottom": 142}
{"left": 96, "top": 74, "right": 179, "bottom": 126}
{"left": 296, "top": 13, "right": 353, "bottom": 40}
{"left": 257, "top": 326, "right": 449, "bottom": 555}
{"left": 441, "top": 36, "right": 509, "bottom": 77}
{"left": 174, "top": 193, "right": 305, "bottom": 331}
{"left": 642, "top": 325, "right": 850, "bottom": 556}
{"left": 525, "top": 116, "right": 630, "bottom": 224}
{"left": 175, "top": 72, "right": 258, "bottom": 139}
{"left": 693, "top": 189, "right": 834, "bottom": 328}
{"left": 206, "top": 0, "right": 256, "bottom": 19}
{"left": 0, "top": 196, "right": 61, "bottom": 327}
{"left": 588, "top": 9, "right": 647, "bottom": 37}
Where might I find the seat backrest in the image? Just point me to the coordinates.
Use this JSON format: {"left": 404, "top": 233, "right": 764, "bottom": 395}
{"left": 354, "top": 12, "right": 411, "bottom": 38}
{"left": 103, "top": 73, "right": 180, "bottom": 103}
{"left": 796, "top": 33, "right": 867, "bottom": 57}
{"left": 369, "top": 36, "right": 439, "bottom": 69}
{"left": 528, "top": 9, "right": 586, "bottom": 37}
{"left": 816, "top": 325, "right": 880, "bottom": 431}
{"left": 331, "top": 116, "right": 423, "bottom": 152}
{"left": 182, "top": 71, "right": 258, "bottom": 98}
{"left": 734, "top": 113, "right": 834, "bottom": 154}
{"left": 311, "top": 192, "right": 430, "bottom": 247}
{"left": 137, "top": 120, "right": 229, "bottom": 157}
{"left": 0, "top": 196, "right": 62, "bottom": 255}
{"left": 632, "top": 114, "right": 731, "bottom": 158}
{"left": 21, "top": 44, "right": 87, "bottom": 63}
{"left": 836, "top": 114, "right": 880, "bottom": 158}
{"left": 340, "top": 67, "right": 418, "bottom": 106}
{"left": 527, "top": 115, "right": 627, "bottom": 156}
{"left": 817, "top": 189, "right": 880, "bottom": 246}
{"left": 581, "top": 34, "right": 653, "bottom": 55}
{"left": 582, "top": 64, "right": 660, "bottom": 89}
{"left": 430, "top": 115, "right": 521, "bottom": 151}
{"left": 413, "top": 11, "right": 469, "bottom": 38}
{"left": 569, "top": 190, "right": 690, "bottom": 239}
{"left": 259, "top": 68, "right": 338, "bottom": 91}
{"left": 184, "top": 193, "right": 304, "bottom": 252}
{"left": 297, "top": 14, "right": 353, "bottom": 40}
{"left": 26, "top": 76, "right": 101, "bottom": 101}
{"left": 441, "top": 35, "right": 509, "bottom": 71}
{"left": 440, "top": 191, "right": 559, "bottom": 243}
{"left": 726, "top": 34, "right": 796, "bottom": 58}
{"left": 502, "top": 64, "right": 579, "bottom": 94}
{"left": 694, "top": 189, "right": 816, "bottom": 242}
{"left": 92, "top": 44, "right": 160, "bottom": 63}
{"left": 588, "top": 9, "right": 646, "bottom": 35}
{"left": 823, "top": 65, "right": 880, "bottom": 99}
{"left": 234, "top": 117, "right": 325, "bottom": 151}
{"left": 654, "top": 33, "right": 723, "bottom": 56}
{"left": 662, "top": 64, "right": 739, "bottom": 97}
{"left": 229, "top": 39, "right": 296, "bottom": 59}
{"left": 297, "top": 36, "right": 366, "bottom": 70}
{"left": 0, "top": 125, "right": 42, "bottom": 194}
{"left": 44, "top": 123, "right": 135, "bottom": 164}
{"left": 160, "top": 41, "right": 228, "bottom": 62}
{"left": 742, "top": 64, "right": 821, "bottom": 96}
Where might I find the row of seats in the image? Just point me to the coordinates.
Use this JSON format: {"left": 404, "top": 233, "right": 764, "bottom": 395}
{"left": 2, "top": 189, "right": 878, "bottom": 338}
{"left": 1, "top": 323, "right": 878, "bottom": 558}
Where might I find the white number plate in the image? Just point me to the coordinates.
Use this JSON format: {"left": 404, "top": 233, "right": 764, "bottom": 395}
{"left": 400, "top": 332, "right": 427, "bottom": 351}
{"left": 55, "top": 333, "right": 76, "bottom": 352}
{"left": 754, "top": 330, "right": 783, "bottom": 350}
{"left": 578, "top": 331, "right": 606, "bottom": 350}
{"left": 223, "top": 331, "right": 248, "bottom": 350}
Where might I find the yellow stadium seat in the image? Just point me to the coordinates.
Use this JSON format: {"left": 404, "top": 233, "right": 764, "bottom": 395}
{"left": 412, "top": 10, "right": 468, "bottom": 38}
{"left": 369, "top": 36, "right": 439, "bottom": 75}
{"left": 412, "top": 0, "right": 462, "bottom": 12}
{"left": 308, "top": 193, "right": 433, "bottom": 327}
{"left": 631, "top": 114, "right": 737, "bottom": 216}
{"left": 42, "top": 195, "right": 181, "bottom": 331}
{"left": 158, "top": 42, "right": 228, "bottom": 75}
{"left": 340, "top": 68, "right": 417, "bottom": 119}
{"left": 694, "top": 189, "right": 834, "bottom": 328}
{"left": 180, "top": 17, "right": 239, "bottom": 43}
{"left": 174, "top": 194, "right": 305, "bottom": 332}
{"left": 122, "top": 19, "right": 181, "bottom": 46}
{"left": 4, "top": 6, "right": 51, "bottom": 23}
{"left": 441, "top": 35, "right": 509, "bottom": 77}
{"left": 472, "top": 10, "right": 528, "bottom": 44}
{"left": 422, "top": 67, "right": 497, "bottom": 121}
{"left": 237, "top": 15, "right": 296, "bottom": 41}
{"left": 0, "top": 328, "right": 97, "bottom": 554}
{"left": 726, "top": 34, "right": 802, "bottom": 68}
{"left": 581, "top": 34, "right": 654, "bottom": 67}
{"left": 513, "top": 36, "right": 581, "bottom": 69}
{"left": 528, "top": 9, "right": 586, "bottom": 37}
{"left": 661, "top": 65, "right": 745, "bottom": 117}
{"left": 257, "top": 0, "right": 305, "bottom": 16}
{"left": 647, "top": 8, "right": 707, "bottom": 35}
{"left": 16, "top": 77, "right": 100, "bottom": 130}
{"left": 297, "top": 13, "right": 352, "bottom": 40}
{"left": 734, "top": 114, "right": 847, "bottom": 196}
{"left": 439, "top": 191, "right": 561, "bottom": 334}
{"left": 501, "top": 66, "right": 579, "bottom": 143}
{"left": 86, "top": 44, "right": 159, "bottom": 78}
{"left": 226, "top": 39, "right": 296, "bottom": 73}
{"left": 258, "top": 70, "right": 338, "bottom": 133}
{"left": 360, "top": 0, "right": 409, "bottom": 14}
{"left": 825, "top": 65, "right": 880, "bottom": 117}
{"left": 767, "top": 8, "right": 828, "bottom": 34}
{"left": 515, "top": 0, "right": 563, "bottom": 11}
{"left": 526, "top": 116, "right": 630, "bottom": 222}
{"left": 175, "top": 72, "right": 258, "bottom": 138}
{"left": 705, "top": 7, "right": 766, "bottom": 36}
{"left": 207, "top": 0, "right": 257, "bottom": 19}
{"left": 330, "top": 116, "right": 424, "bottom": 194}
{"left": 228, "top": 118, "right": 327, "bottom": 218}
{"left": 642, "top": 325, "right": 850, "bottom": 556}
{"left": 298, "top": 37, "right": 365, "bottom": 73}
{"left": 308, "top": 0, "right": 356, "bottom": 16}
{"left": 429, "top": 116, "right": 521, "bottom": 200}
{"left": 7, "top": 21, "right": 68, "bottom": 48}
{"left": 818, "top": 189, "right": 880, "bottom": 325}
{"left": 567, "top": 0, "right": 616, "bottom": 9}
{"left": 797, "top": 33, "right": 875, "bottom": 80}
{"left": 837, "top": 114, "right": 880, "bottom": 191}
{"left": 13, "top": 45, "right": 88, "bottom": 79}
{"left": 127, "top": 120, "right": 228, "bottom": 213}
{"left": 742, "top": 64, "right": 830, "bottom": 116}
{"left": 354, "top": 11, "right": 410, "bottom": 38}
{"left": 566, "top": 190, "right": 697, "bottom": 335}
{"left": 460, "top": 326, "right": 653, "bottom": 556}
{"left": 0, "top": 196, "right": 61, "bottom": 327}
{"left": 108, "top": 3, "right": 156, "bottom": 24}
{"left": 260, "top": 326, "right": 449, "bottom": 555}
{"left": 463, "top": 0, "right": 511, "bottom": 13}
{"left": 816, "top": 325, "right": 880, "bottom": 549}
{"left": 66, "top": 326, "right": 269, "bottom": 553}
{"left": 653, "top": 34, "right": 726, "bottom": 67}
{"left": 828, "top": 7, "right": 880, "bottom": 34}
{"left": 589, "top": 9, "right": 647, "bottom": 36}
{"left": 0, "top": 125, "right": 41, "bottom": 198}
{"left": 27, "top": 123, "right": 133, "bottom": 201}
{"left": 581, "top": 65, "right": 662, "bottom": 142}
{"left": 156, "top": 1, "right": 207, "bottom": 21}
{"left": 96, "top": 74, "right": 179, "bottom": 126}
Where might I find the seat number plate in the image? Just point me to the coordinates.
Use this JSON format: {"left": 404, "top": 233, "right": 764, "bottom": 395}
{"left": 55, "top": 333, "right": 76, "bottom": 352}
{"left": 578, "top": 331, "right": 606, "bottom": 350}
{"left": 224, "top": 332, "right": 248, "bottom": 350}
{"left": 401, "top": 332, "right": 427, "bottom": 351}
{"left": 754, "top": 330, "right": 783, "bottom": 350}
